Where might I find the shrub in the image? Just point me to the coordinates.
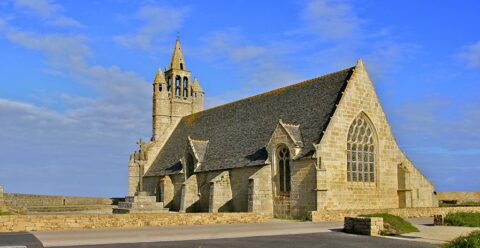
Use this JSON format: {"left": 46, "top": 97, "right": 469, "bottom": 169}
{"left": 444, "top": 230, "right": 480, "bottom": 248}
{"left": 445, "top": 212, "right": 480, "bottom": 227}
{"left": 361, "top": 213, "right": 419, "bottom": 235}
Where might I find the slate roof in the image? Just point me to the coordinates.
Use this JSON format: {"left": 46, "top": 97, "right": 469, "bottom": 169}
{"left": 145, "top": 67, "right": 354, "bottom": 176}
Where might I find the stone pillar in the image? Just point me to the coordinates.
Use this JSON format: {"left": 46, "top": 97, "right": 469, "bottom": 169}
{"left": 315, "top": 168, "right": 328, "bottom": 210}
{"left": 209, "top": 171, "right": 232, "bottom": 212}
{"left": 128, "top": 160, "right": 139, "bottom": 196}
{"left": 179, "top": 175, "right": 199, "bottom": 212}
{"left": 247, "top": 165, "right": 273, "bottom": 215}
{"left": 0, "top": 185, "right": 4, "bottom": 211}
{"left": 434, "top": 215, "right": 444, "bottom": 225}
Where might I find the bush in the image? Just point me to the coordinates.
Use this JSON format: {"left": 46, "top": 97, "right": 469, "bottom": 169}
{"left": 444, "top": 231, "right": 480, "bottom": 248}
{"left": 445, "top": 212, "right": 480, "bottom": 227}
{"left": 361, "top": 213, "right": 419, "bottom": 235}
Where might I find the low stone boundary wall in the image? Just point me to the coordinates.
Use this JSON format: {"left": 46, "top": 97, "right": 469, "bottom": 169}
{"left": 310, "top": 206, "right": 480, "bottom": 222}
{"left": 437, "top": 192, "right": 480, "bottom": 205}
{"left": 344, "top": 217, "right": 383, "bottom": 236}
{"left": 0, "top": 212, "right": 268, "bottom": 232}
{"left": 4, "top": 193, "right": 116, "bottom": 207}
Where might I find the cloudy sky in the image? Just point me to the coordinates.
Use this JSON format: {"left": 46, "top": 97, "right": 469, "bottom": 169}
{"left": 0, "top": 0, "right": 479, "bottom": 197}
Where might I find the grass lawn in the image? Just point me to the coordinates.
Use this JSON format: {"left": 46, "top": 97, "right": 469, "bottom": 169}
{"left": 444, "top": 230, "right": 480, "bottom": 248}
{"left": 361, "top": 213, "right": 419, "bottom": 235}
{"left": 444, "top": 212, "right": 480, "bottom": 227}
{"left": 0, "top": 211, "right": 13, "bottom": 216}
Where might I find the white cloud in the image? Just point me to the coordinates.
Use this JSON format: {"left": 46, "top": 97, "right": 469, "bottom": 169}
{"left": 0, "top": 10, "right": 152, "bottom": 195}
{"left": 301, "top": 0, "right": 362, "bottom": 41}
{"left": 458, "top": 41, "right": 480, "bottom": 68}
{"left": 114, "top": 5, "right": 189, "bottom": 50}
{"left": 14, "top": 0, "right": 83, "bottom": 28}
{"left": 198, "top": 29, "right": 301, "bottom": 90}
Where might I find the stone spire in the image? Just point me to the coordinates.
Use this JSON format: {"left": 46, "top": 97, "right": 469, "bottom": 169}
{"left": 170, "top": 38, "right": 186, "bottom": 70}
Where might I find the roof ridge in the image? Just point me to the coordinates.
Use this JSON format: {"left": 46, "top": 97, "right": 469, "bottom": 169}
{"left": 182, "top": 66, "right": 355, "bottom": 120}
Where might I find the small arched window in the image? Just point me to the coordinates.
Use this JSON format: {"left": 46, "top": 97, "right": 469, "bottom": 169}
{"left": 186, "top": 153, "right": 195, "bottom": 178}
{"left": 277, "top": 146, "right": 291, "bottom": 193}
{"left": 347, "top": 114, "right": 376, "bottom": 182}
{"left": 183, "top": 77, "right": 188, "bottom": 97}
{"left": 159, "top": 84, "right": 162, "bottom": 92}
{"left": 180, "top": 63, "right": 184, "bottom": 70}
{"left": 167, "top": 77, "right": 172, "bottom": 92}
{"left": 175, "top": 76, "right": 181, "bottom": 96}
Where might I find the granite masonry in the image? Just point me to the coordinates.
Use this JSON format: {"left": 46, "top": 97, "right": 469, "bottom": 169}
{"left": 121, "top": 39, "right": 438, "bottom": 219}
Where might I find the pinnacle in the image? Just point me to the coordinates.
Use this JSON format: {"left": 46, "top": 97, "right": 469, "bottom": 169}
{"left": 154, "top": 68, "right": 166, "bottom": 84}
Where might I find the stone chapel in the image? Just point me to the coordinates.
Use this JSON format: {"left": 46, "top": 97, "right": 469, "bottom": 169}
{"left": 119, "top": 39, "right": 438, "bottom": 218}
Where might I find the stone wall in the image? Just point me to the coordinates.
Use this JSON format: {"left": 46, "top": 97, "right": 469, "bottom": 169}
{"left": 314, "top": 60, "right": 436, "bottom": 211}
{"left": 3, "top": 193, "right": 115, "bottom": 208}
{"left": 344, "top": 217, "right": 383, "bottom": 236}
{"left": 437, "top": 192, "right": 480, "bottom": 205}
{"left": 310, "top": 206, "right": 480, "bottom": 222}
{"left": 0, "top": 212, "right": 268, "bottom": 232}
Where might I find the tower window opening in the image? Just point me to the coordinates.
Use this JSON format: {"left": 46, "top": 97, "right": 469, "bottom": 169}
{"left": 159, "top": 84, "right": 162, "bottom": 92}
{"left": 180, "top": 63, "right": 184, "bottom": 70}
{"left": 175, "top": 76, "right": 181, "bottom": 96}
{"left": 191, "top": 87, "right": 193, "bottom": 97}
{"left": 167, "top": 77, "right": 172, "bottom": 92}
{"left": 183, "top": 77, "right": 189, "bottom": 97}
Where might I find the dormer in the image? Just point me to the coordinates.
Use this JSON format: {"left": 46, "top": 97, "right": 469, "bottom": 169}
{"left": 266, "top": 119, "right": 304, "bottom": 162}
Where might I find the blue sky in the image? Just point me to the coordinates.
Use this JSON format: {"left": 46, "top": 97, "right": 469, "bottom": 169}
{"left": 0, "top": 0, "right": 479, "bottom": 197}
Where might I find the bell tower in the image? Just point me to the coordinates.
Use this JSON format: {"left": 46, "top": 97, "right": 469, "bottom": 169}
{"left": 151, "top": 38, "right": 204, "bottom": 141}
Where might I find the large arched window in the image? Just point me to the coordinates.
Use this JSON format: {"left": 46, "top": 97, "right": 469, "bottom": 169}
{"left": 347, "top": 114, "right": 376, "bottom": 182}
{"left": 277, "top": 146, "right": 291, "bottom": 193}
{"left": 183, "top": 77, "right": 188, "bottom": 97}
{"left": 185, "top": 153, "right": 195, "bottom": 178}
{"left": 175, "top": 76, "right": 181, "bottom": 96}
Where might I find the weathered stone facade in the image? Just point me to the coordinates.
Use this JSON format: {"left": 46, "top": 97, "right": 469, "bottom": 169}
{"left": 125, "top": 39, "right": 437, "bottom": 219}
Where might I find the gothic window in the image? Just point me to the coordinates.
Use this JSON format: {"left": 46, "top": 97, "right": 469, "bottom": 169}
{"left": 183, "top": 77, "right": 189, "bottom": 97}
{"left": 190, "top": 87, "right": 193, "bottom": 97}
{"left": 167, "top": 76, "right": 172, "bottom": 92}
{"left": 347, "top": 114, "right": 376, "bottom": 182}
{"left": 185, "top": 153, "right": 195, "bottom": 178}
{"left": 159, "top": 84, "right": 162, "bottom": 92}
{"left": 175, "top": 76, "right": 181, "bottom": 96}
{"left": 180, "top": 63, "right": 184, "bottom": 70}
{"left": 277, "top": 146, "right": 291, "bottom": 193}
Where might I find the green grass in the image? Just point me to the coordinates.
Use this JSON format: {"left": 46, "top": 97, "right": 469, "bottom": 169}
{"left": 445, "top": 212, "right": 480, "bottom": 227}
{"left": 361, "top": 213, "right": 419, "bottom": 235}
{"left": 443, "top": 230, "right": 480, "bottom": 248}
{"left": 0, "top": 211, "right": 13, "bottom": 216}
